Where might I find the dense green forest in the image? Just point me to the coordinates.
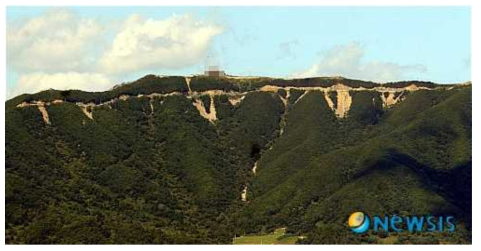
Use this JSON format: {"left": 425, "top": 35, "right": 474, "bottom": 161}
{"left": 5, "top": 75, "right": 471, "bottom": 244}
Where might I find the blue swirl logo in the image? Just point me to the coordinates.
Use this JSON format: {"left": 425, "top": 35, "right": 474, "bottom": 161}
{"left": 348, "top": 212, "right": 370, "bottom": 234}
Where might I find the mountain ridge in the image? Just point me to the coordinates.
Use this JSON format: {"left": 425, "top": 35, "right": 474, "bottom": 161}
{"left": 7, "top": 74, "right": 470, "bottom": 125}
{"left": 5, "top": 73, "right": 472, "bottom": 244}
{"left": 7, "top": 74, "right": 467, "bottom": 105}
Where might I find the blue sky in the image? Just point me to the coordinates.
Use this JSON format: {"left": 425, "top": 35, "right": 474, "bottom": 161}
{"left": 6, "top": 6, "right": 471, "bottom": 97}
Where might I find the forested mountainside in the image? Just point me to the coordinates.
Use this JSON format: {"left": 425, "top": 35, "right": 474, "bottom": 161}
{"left": 5, "top": 75, "right": 472, "bottom": 244}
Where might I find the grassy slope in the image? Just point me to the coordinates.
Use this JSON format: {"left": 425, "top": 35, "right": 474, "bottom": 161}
{"left": 240, "top": 86, "right": 471, "bottom": 243}
{"left": 233, "top": 228, "right": 299, "bottom": 244}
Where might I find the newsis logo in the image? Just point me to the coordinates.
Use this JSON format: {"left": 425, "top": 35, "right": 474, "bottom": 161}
{"left": 348, "top": 212, "right": 456, "bottom": 234}
{"left": 348, "top": 212, "right": 371, "bottom": 234}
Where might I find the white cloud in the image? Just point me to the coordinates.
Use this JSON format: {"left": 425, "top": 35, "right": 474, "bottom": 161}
{"left": 7, "top": 8, "right": 105, "bottom": 73}
{"left": 99, "top": 14, "right": 223, "bottom": 74}
{"left": 292, "top": 42, "right": 427, "bottom": 82}
{"left": 10, "top": 72, "right": 113, "bottom": 98}
{"left": 7, "top": 10, "right": 223, "bottom": 99}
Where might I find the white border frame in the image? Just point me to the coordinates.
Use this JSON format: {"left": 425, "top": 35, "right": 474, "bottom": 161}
{"left": 1, "top": 1, "right": 477, "bottom": 249}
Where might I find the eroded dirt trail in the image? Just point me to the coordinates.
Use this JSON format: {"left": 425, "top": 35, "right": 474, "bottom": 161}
{"left": 252, "top": 161, "right": 258, "bottom": 175}
{"left": 192, "top": 95, "right": 217, "bottom": 123}
{"left": 15, "top": 83, "right": 441, "bottom": 124}
{"left": 77, "top": 103, "right": 94, "bottom": 120}
{"left": 381, "top": 92, "right": 404, "bottom": 108}
{"left": 241, "top": 186, "right": 247, "bottom": 202}
{"left": 335, "top": 90, "right": 352, "bottom": 118}
{"left": 185, "top": 77, "right": 192, "bottom": 93}
{"left": 323, "top": 92, "right": 335, "bottom": 110}
{"left": 37, "top": 103, "right": 50, "bottom": 125}
{"left": 228, "top": 96, "right": 244, "bottom": 106}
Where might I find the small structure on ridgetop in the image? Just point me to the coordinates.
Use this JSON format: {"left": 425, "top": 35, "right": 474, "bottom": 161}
{"left": 204, "top": 66, "right": 225, "bottom": 77}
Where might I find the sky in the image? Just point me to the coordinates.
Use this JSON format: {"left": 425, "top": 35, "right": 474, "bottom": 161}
{"left": 6, "top": 6, "right": 471, "bottom": 98}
